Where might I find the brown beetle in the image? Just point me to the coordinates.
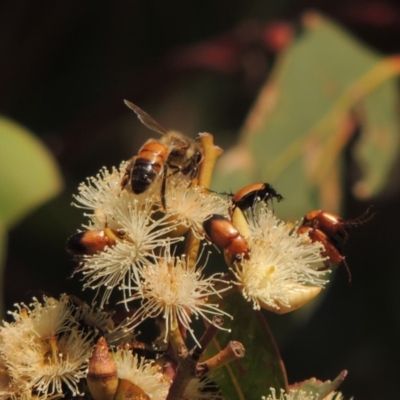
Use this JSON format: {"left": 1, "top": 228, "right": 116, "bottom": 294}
{"left": 297, "top": 225, "right": 345, "bottom": 266}
{"left": 203, "top": 214, "right": 250, "bottom": 263}
{"left": 66, "top": 228, "right": 126, "bottom": 256}
{"left": 231, "top": 182, "right": 283, "bottom": 212}
{"left": 301, "top": 210, "right": 349, "bottom": 244}
{"left": 298, "top": 207, "right": 374, "bottom": 280}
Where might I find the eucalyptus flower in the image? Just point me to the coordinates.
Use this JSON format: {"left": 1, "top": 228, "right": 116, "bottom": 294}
{"left": 123, "top": 245, "right": 231, "bottom": 346}
{"left": 0, "top": 296, "right": 92, "bottom": 398}
{"left": 231, "top": 205, "right": 329, "bottom": 312}
{"left": 113, "top": 349, "right": 170, "bottom": 400}
{"left": 164, "top": 178, "right": 230, "bottom": 238}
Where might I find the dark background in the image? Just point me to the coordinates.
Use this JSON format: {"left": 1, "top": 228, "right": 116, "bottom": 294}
{"left": 2, "top": 1, "right": 400, "bottom": 398}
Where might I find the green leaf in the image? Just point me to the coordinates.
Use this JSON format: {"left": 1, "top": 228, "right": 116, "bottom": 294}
{"left": 352, "top": 72, "right": 400, "bottom": 199}
{"left": 289, "top": 369, "right": 348, "bottom": 399}
{"left": 0, "top": 222, "right": 6, "bottom": 318}
{"left": 0, "top": 116, "right": 63, "bottom": 318}
{"left": 0, "top": 116, "right": 63, "bottom": 228}
{"left": 213, "top": 13, "right": 400, "bottom": 219}
{"left": 206, "top": 293, "right": 287, "bottom": 400}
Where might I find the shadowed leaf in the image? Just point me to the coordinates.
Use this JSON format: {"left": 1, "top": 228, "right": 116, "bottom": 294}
{"left": 206, "top": 292, "right": 288, "bottom": 400}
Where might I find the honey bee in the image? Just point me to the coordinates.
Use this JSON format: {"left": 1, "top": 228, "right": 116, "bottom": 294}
{"left": 121, "top": 100, "right": 203, "bottom": 207}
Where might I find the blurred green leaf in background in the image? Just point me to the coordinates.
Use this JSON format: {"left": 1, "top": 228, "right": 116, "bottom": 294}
{"left": 0, "top": 116, "right": 63, "bottom": 316}
{"left": 209, "top": 13, "right": 400, "bottom": 399}
{"left": 213, "top": 13, "right": 400, "bottom": 220}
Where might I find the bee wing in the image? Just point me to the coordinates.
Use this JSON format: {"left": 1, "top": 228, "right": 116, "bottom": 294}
{"left": 124, "top": 100, "right": 168, "bottom": 136}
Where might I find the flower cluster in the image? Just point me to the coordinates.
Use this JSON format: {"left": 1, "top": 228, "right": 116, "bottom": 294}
{"left": 71, "top": 162, "right": 328, "bottom": 326}
{"left": 0, "top": 296, "right": 91, "bottom": 399}
{"left": 71, "top": 161, "right": 232, "bottom": 331}
{"left": 0, "top": 102, "right": 352, "bottom": 400}
{"left": 0, "top": 294, "right": 139, "bottom": 400}
{"left": 60, "top": 120, "right": 332, "bottom": 397}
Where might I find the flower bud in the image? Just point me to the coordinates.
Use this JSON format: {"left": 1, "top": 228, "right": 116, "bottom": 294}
{"left": 87, "top": 337, "right": 118, "bottom": 400}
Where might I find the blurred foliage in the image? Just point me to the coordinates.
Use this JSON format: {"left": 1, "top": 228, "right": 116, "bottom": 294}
{"left": 0, "top": 117, "right": 63, "bottom": 316}
{"left": 208, "top": 14, "right": 400, "bottom": 398}
{"left": 0, "top": 117, "right": 63, "bottom": 227}
{"left": 213, "top": 13, "right": 400, "bottom": 219}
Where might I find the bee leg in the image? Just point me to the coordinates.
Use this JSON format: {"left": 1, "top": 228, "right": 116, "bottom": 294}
{"left": 120, "top": 157, "right": 135, "bottom": 191}
{"left": 120, "top": 169, "right": 130, "bottom": 190}
{"left": 161, "top": 167, "right": 168, "bottom": 211}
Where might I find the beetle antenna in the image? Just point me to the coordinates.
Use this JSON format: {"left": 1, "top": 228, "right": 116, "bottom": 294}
{"left": 345, "top": 205, "right": 376, "bottom": 228}
{"left": 342, "top": 257, "right": 352, "bottom": 283}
